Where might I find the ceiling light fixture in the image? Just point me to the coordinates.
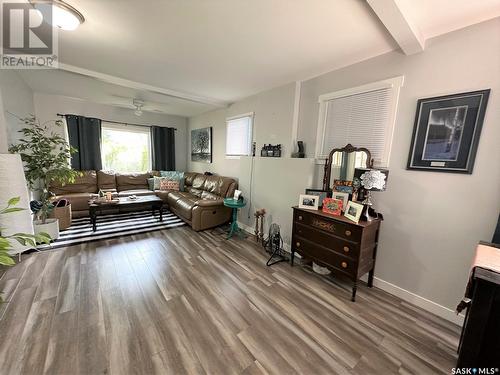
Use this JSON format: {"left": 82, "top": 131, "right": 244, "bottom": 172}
{"left": 31, "top": 0, "right": 85, "bottom": 31}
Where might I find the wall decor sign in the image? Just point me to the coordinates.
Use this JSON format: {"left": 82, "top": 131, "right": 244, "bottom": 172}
{"left": 407, "top": 89, "right": 490, "bottom": 174}
{"left": 191, "top": 127, "right": 212, "bottom": 163}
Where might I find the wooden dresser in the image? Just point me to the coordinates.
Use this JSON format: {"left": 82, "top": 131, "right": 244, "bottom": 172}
{"left": 291, "top": 206, "right": 381, "bottom": 301}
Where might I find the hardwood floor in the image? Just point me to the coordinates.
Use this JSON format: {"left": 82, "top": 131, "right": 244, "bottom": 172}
{"left": 0, "top": 226, "right": 460, "bottom": 374}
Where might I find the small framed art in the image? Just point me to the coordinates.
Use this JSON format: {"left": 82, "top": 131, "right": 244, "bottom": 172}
{"left": 333, "top": 179, "right": 353, "bottom": 194}
{"left": 322, "top": 198, "right": 342, "bottom": 216}
{"left": 331, "top": 191, "right": 349, "bottom": 211}
{"left": 298, "top": 194, "right": 319, "bottom": 210}
{"left": 344, "top": 201, "right": 364, "bottom": 223}
{"left": 407, "top": 89, "right": 490, "bottom": 174}
{"left": 305, "top": 189, "right": 331, "bottom": 207}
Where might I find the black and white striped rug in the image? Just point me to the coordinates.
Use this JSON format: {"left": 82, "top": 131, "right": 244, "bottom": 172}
{"left": 40, "top": 209, "right": 186, "bottom": 250}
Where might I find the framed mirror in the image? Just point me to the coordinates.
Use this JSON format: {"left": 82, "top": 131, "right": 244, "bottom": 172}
{"left": 322, "top": 144, "right": 373, "bottom": 191}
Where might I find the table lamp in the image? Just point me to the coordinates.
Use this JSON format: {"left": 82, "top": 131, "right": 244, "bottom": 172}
{"left": 353, "top": 168, "right": 389, "bottom": 221}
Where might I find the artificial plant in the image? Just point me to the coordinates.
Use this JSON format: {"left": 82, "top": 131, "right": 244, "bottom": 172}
{"left": 0, "top": 197, "right": 51, "bottom": 302}
{"left": 9, "top": 116, "right": 80, "bottom": 223}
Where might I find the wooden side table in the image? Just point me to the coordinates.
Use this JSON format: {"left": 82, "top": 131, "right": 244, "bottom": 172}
{"left": 223, "top": 198, "right": 246, "bottom": 239}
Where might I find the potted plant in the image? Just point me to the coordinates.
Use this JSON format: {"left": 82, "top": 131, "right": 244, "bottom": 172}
{"left": 0, "top": 197, "right": 50, "bottom": 302}
{"left": 9, "top": 116, "right": 80, "bottom": 240}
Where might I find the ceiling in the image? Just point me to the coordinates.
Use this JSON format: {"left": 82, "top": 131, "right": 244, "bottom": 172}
{"left": 19, "top": 0, "right": 500, "bottom": 117}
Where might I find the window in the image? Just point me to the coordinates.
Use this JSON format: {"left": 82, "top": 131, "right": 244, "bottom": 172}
{"left": 226, "top": 113, "right": 253, "bottom": 156}
{"left": 315, "top": 76, "right": 404, "bottom": 166}
{"left": 101, "top": 123, "right": 152, "bottom": 172}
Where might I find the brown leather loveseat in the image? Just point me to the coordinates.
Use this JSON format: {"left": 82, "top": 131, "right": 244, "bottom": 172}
{"left": 50, "top": 171, "right": 237, "bottom": 231}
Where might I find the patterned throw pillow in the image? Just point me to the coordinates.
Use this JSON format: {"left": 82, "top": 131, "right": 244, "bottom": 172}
{"left": 159, "top": 178, "right": 180, "bottom": 191}
{"left": 160, "top": 171, "right": 185, "bottom": 191}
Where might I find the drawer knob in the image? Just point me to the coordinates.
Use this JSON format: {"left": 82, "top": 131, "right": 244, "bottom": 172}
{"left": 345, "top": 230, "right": 352, "bottom": 236}
{"left": 298, "top": 215, "right": 303, "bottom": 221}
{"left": 296, "top": 242, "right": 301, "bottom": 248}
{"left": 341, "top": 262, "right": 348, "bottom": 269}
{"left": 343, "top": 246, "right": 349, "bottom": 253}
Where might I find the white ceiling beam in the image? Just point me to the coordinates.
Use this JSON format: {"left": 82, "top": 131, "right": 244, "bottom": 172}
{"left": 58, "top": 63, "right": 228, "bottom": 108}
{"left": 367, "top": 0, "right": 425, "bottom": 55}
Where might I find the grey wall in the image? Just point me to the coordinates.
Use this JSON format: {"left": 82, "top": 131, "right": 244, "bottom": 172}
{"left": 188, "top": 19, "right": 500, "bottom": 316}
{"left": 33, "top": 93, "right": 189, "bottom": 171}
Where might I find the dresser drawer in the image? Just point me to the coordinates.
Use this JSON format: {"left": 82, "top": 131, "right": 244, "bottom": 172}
{"left": 293, "top": 236, "right": 357, "bottom": 277}
{"left": 294, "top": 210, "right": 361, "bottom": 242}
{"left": 294, "top": 222, "right": 359, "bottom": 259}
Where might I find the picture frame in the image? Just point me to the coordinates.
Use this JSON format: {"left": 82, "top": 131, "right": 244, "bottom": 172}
{"left": 191, "top": 127, "right": 213, "bottom": 163}
{"left": 331, "top": 191, "right": 349, "bottom": 211}
{"left": 322, "top": 198, "right": 342, "bottom": 216}
{"left": 407, "top": 89, "right": 490, "bottom": 174}
{"left": 333, "top": 179, "right": 353, "bottom": 194}
{"left": 344, "top": 201, "right": 364, "bottom": 223}
{"left": 298, "top": 194, "right": 319, "bottom": 210}
{"left": 305, "top": 188, "right": 331, "bottom": 207}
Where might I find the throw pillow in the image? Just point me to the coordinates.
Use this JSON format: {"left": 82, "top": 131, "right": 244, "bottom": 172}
{"left": 147, "top": 177, "right": 155, "bottom": 191}
{"left": 159, "top": 178, "right": 180, "bottom": 191}
{"left": 160, "top": 171, "right": 185, "bottom": 191}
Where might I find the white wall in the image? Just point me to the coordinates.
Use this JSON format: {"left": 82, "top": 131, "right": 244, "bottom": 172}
{"left": 0, "top": 70, "right": 35, "bottom": 149}
{"left": 188, "top": 19, "right": 500, "bottom": 321}
{"left": 33, "top": 93, "right": 189, "bottom": 171}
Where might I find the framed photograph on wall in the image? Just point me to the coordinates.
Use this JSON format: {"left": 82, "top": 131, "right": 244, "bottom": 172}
{"left": 407, "top": 89, "right": 490, "bottom": 174}
{"left": 191, "top": 127, "right": 213, "bottom": 163}
{"left": 298, "top": 194, "right": 319, "bottom": 210}
{"left": 305, "top": 189, "right": 331, "bottom": 207}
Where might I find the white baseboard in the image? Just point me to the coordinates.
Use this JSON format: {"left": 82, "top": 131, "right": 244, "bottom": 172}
{"left": 237, "top": 221, "right": 463, "bottom": 326}
{"left": 369, "top": 277, "right": 464, "bottom": 326}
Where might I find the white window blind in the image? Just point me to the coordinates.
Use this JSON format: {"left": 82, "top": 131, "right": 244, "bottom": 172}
{"left": 316, "top": 76, "right": 404, "bottom": 166}
{"left": 322, "top": 88, "right": 390, "bottom": 163}
{"left": 226, "top": 115, "right": 253, "bottom": 156}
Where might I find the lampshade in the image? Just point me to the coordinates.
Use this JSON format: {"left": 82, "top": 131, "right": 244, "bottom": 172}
{"left": 354, "top": 168, "right": 389, "bottom": 192}
{"left": 0, "top": 154, "right": 34, "bottom": 254}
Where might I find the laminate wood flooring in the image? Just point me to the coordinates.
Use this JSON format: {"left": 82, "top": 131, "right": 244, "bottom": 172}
{"left": 0, "top": 226, "right": 460, "bottom": 374}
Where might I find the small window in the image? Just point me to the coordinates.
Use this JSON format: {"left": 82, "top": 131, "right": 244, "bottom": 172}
{"left": 226, "top": 113, "right": 253, "bottom": 156}
{"left": 101, "top": 123, "right": 152, "bottom": 172}
{"left": 316, "top": 76, "right": 404, "bottom": 166}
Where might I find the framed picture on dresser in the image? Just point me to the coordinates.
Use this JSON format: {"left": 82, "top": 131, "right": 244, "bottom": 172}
{"left": 298, "top": 194, "right": 319, "bottom": 210}
{"left": 344, "top": 201, "right": 363, "bottom": 223}
{"left": 305, "top": 189, "right": 330, "bottom": 207}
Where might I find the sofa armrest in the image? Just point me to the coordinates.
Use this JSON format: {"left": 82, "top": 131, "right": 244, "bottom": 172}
{"left": 195, "top": 199, "right": 224, "bottom": 207}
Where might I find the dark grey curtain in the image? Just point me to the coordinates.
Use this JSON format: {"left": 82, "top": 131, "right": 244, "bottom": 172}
{"left": 151, "top": 126, "right": 175, "bottom": 170}
{"left": 66, "top": 115, "right": 102, "bottom": 170}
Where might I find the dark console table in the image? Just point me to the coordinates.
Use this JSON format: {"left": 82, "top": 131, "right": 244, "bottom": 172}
{"left": 291, "top": 206, "right": 381, "bottom": 301}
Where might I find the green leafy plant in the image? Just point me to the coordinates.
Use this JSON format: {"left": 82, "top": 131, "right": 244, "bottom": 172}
{"left": 0, "top": 197, "right": 51, "bottom": 302}
{"left": 8, "top": 116, "right": 80, "bottom": 223}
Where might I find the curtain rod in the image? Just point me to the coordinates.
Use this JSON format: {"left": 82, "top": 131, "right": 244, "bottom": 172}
{"left": 56, "top": 113, "right": 177, "bottom": 131}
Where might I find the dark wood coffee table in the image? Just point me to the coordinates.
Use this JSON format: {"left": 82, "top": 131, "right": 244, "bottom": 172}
{"left": 89, "top": 195, "right": 163, "bottom": 232}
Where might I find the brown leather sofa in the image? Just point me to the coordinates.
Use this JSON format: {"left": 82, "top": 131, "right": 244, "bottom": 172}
{"left": 50, "top": 171, "right": 237, "bottom": 231}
